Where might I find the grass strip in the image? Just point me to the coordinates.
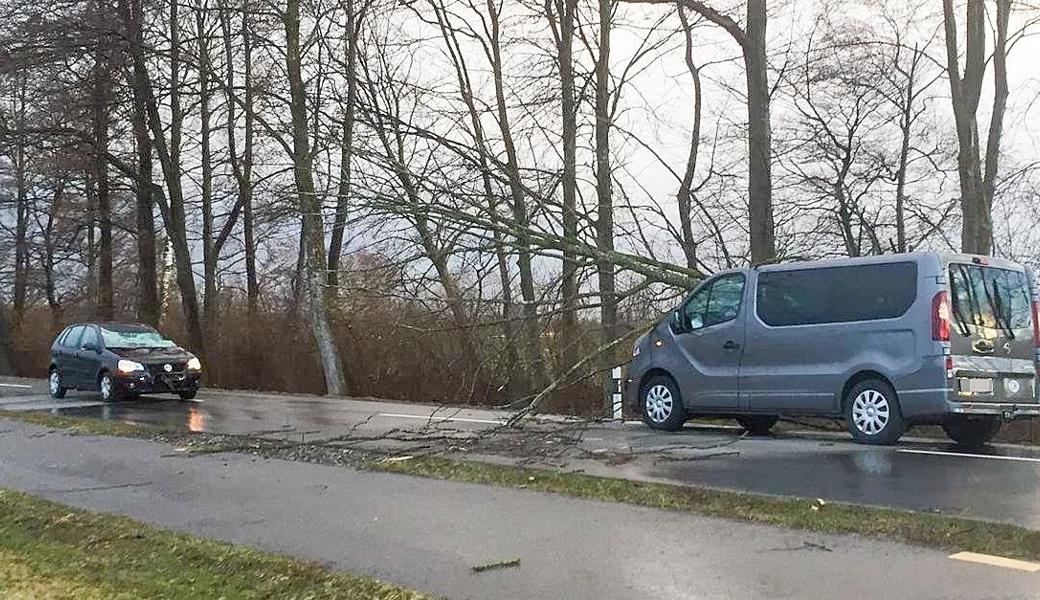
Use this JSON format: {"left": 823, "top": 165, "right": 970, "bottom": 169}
{"left": 0, "top": 410, "right": 170, "bottom": 438}
{"left": 0, "top": 487, "right": 429, "bottom": 600}
{"left": 367, "top": 455, "right": 1040, "bottom": 561}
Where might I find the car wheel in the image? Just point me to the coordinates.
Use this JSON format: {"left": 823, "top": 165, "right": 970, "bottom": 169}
{"left": 178, "top": 390, "right": 198, "bottom": 401}
{"left": 98, "top": 373, "right": 120, "bottom": 403}
{"left": 48, "top": 368, "right": 66, "bottom": 399}
{"left": 737, "top": 415, "right": 778, "bottom": 436}
{"left": 641, "top": 375, "right": 686, "bottom": 431}
{"left": 942, "top": 416, "right": 1001, "bottom": 447}
{"left": 844, "top": 379, "right": 904, "bottom": 445}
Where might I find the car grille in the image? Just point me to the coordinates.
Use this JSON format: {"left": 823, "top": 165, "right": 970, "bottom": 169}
{"left": 146, "top": 362, "right": 187, "bottom": 376}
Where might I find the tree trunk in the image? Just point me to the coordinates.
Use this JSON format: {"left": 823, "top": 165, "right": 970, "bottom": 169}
{"left": 595, "top": 0, "right": 617, "bottom": 416}
{"left": 285, "top": 0, "right": 348, "bottom": 396}
{"left": 558, "top": 0, "right": 579, "bottom": 375}
{"left": 11, "top": 74, "right": 28, "bottom": 331}
{"left": 327, "top": 0, "right": 359, "bottom": 296}
{"left": 124, "top": 0, "right": 159, "bottom": 326}
{"left": 484, "top": 0, "right": 545, "bottom": 393}
{"left": 676, "top": 7, "right": 702, "bottom": 270}
{"left": 745, "top": 0, "right": 774, "bottom": 264}
{"left": 197, "top": 6, "right": 218, "bottom": 339}
{"left": 93, "top": 20, "right": 114, "bottom": 320}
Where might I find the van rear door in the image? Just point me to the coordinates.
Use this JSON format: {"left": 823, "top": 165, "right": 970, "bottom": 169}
{"left": 947, "top": 260, "right": 1035, "bottom": 402}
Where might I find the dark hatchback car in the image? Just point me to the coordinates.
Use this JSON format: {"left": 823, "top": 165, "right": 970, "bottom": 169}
{"left": 48, "top": 322, "right": 202, "bottom": 402}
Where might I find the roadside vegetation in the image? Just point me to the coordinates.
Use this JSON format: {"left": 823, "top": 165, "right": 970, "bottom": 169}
{"left": 0, "top": 487, "right": 428, "bottom": 599}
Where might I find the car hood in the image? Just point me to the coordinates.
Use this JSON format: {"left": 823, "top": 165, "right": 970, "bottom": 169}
{"left": 110, "top": 347, "right": 195, "bottom": 363}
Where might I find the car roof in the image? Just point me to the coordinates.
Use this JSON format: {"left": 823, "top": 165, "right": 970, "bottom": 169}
{"left": 752, "top": 251, "right": 1028, "bottom": 274}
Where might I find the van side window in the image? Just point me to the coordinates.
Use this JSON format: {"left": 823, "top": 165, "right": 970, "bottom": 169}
{"left": 756, "top": 262, "right": 917, "bottom": 326}
{"left": 678, "top": 273, "right": 746, "bottom": 331}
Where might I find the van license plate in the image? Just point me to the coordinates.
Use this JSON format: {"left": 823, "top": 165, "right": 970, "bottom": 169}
{"left": 958, "top": 378, "right": 994, "bottom": 394}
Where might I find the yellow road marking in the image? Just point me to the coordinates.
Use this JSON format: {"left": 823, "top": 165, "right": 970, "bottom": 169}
{"left": 949, "top": 551, "right": 1040, "bottom": 572}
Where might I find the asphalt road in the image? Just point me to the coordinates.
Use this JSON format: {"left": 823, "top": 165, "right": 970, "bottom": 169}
{"left": 1, "top": 418, "right": 1037, "bottom": 600}
{"left": 3, "top": 376, "right": 1040, "bottom": 529}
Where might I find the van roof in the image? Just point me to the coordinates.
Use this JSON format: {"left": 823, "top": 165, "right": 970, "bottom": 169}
{"left": 753, "top": 252, "right": 1027, "bottom": 274}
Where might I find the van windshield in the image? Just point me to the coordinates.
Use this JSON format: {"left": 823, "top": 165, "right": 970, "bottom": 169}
{"left": 948, "top": 264, "right": 1031, "bottom": 337}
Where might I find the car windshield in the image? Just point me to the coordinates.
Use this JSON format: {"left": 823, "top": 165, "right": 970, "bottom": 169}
{"left": 100, "top": 327, "right": 177, "bottom": 349}
{"left": 948, "top": 264, "right": 1032, "bottom": 336}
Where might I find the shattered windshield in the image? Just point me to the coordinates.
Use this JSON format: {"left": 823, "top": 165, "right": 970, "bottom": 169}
{"left": 948, "top": 264, "right": 1031, "bottom": 337}
{"left": 100, "top": 327, "right": 177, "bottom": 349}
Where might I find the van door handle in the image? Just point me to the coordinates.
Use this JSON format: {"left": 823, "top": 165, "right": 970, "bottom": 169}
{"left": 723, "top": 340, "right": 741, "bottom": 350}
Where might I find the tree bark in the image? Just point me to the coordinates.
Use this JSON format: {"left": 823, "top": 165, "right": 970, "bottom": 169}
{"left": 557, "top": 0, "right": 580, "bottom": 374}
{"left": 285, "top": 0, "right": 348, "bottom": 396}
{"left": 676, "top": 7, "right": 701, "bottom": 270}
{"left": 124, "top": 0, "right": 159, "bottom": 326}
{"left": 745, "top": 0, "right": 774, "bottom": 263}
{"left": 595, "top": 0, "right": 617, "bottom": 416}
{"left": 11, "top": 74, "right": 29, "bottom": 330}
{"left": 197, "top": 6, "right": 218, "bottom": 339}
{"left": 93, "top": 10, "right": 114, "bottom": 320}
{"left": 327, "top": 0, "right": 360, "bottom": 296}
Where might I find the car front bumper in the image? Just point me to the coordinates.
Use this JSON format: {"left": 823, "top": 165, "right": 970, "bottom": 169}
{"left": 116, "top": 371, "right": 201, "bottom": 394}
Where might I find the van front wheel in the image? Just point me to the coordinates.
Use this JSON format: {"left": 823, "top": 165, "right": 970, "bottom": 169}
{"left": 641, "top": 375, "right": 686, "bottom": 432}
{"left": 844, "top": 379, "right": 904, "bottom": 445}
{"left": 942, "top": 416, "right": 1001, "bottom": 447}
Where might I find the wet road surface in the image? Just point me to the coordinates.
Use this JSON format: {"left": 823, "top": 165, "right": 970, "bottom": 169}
{"left": 3, "top": 376, "right": 1040, "bottom": 529}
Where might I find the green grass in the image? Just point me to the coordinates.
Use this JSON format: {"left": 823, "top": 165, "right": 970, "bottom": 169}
{"left": 0, "top": 488, "right": 429, "bottom": 599}
{"left": 0, "top": 410, "right": 170, "bottom": 439}
{"left": 368, "top": 455, "right": 1040, "bottom": 561}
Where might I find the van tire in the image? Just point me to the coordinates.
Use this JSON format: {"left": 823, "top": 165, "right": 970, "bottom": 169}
{"left": 942, "top": 416, "right": 1001, "bottom": 447}
{"left": 641, "top": 375, "right": 686, "bottom": 432}
{"left": 844, "top": 379, "right": 904, "bottom": 445}
{"left": 736, "top": 416, "right": 778, "bottom": 436}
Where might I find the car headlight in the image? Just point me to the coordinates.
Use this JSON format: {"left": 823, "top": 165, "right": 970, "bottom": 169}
{"left": 187, "top": 357, "right": 202, "bottom": 371}
{"left": 117, "top": 360, "right": 145, "bottom": 374}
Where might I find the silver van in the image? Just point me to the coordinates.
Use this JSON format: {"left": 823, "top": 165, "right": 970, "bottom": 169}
{"left": 626, "top": 253, "right": 1039, "bottom": 446}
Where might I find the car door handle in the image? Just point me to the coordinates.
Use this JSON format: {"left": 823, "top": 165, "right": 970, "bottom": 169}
{"left": 723, "top": 340, "right": 741, "bottom": 350}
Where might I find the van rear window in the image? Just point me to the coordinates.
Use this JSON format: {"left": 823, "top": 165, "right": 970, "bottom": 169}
{"left": 948, "top": 264, "right": 1031, "bottom": 333}
{"left": 756, "top": 262, "right": 917, "bottom": 326}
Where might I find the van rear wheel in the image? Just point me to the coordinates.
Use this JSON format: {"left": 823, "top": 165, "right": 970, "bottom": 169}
{"left": 942, "top": 416, "right": 1001, "bottom": 447}
{"left": 641, "top": 375, "right": 686, "bottom": 432}
{"left": 844, "top": 379, "right": 904, "bottom": 445}
{"left": 736, "top": 416, "right": 778, "bottom": 436}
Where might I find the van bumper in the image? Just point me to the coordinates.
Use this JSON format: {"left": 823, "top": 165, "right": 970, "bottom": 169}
{"left": 947, "top": 401, "right": 1040, "bottom": 419}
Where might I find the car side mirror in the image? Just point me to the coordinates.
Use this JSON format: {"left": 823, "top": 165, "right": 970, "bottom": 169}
{"left": 82, "top": 342, "right": 99, "bottom": 353}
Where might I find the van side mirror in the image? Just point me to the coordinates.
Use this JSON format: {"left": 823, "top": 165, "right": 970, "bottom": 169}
{"left": 671, "top": 310, "right": 686, "bottom": 333}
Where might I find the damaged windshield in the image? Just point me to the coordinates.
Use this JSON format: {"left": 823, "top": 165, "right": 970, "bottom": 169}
{"left": 100, "top": 326, "right": 177, "bottom": 349}
{"left": 948, "top": 264, "right": 1031, "bottom": 337}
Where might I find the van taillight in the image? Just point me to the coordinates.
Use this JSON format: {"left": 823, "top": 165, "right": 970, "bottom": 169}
{"left": 932, "top": 291, "right": 951, "bottom": 342}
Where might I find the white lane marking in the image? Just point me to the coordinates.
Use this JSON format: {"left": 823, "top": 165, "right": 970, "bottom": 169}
{"left": 949, "top": 551, "right": 1040, "bottom": 572}
{"left": 897, "top": 448, "right": 1040, "bottom": 464}
{"left": 376, "top": 413, "right": 504, "bottom": 425}
{"left": 0, "top": 383, "right": 33, "bottom": 388}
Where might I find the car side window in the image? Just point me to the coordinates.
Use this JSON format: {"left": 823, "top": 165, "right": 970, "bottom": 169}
{"left": 64, "top": 326, "right": 84, "bottom": 349}
{"left": 79, "top": 327, "right": 99, "bottom": 349}
{"left": 677, "top": 274, "right": 746, "bottom": 332}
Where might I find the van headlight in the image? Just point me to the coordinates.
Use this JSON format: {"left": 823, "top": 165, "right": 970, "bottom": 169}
{"left": 117, "top": 360, "right": 145, "bottom": 374}
{"left": 187, "top": 357, "right": 203, "bottom": 371}
{"left": 632, "top": 344, "right": 641, "bottom": 357}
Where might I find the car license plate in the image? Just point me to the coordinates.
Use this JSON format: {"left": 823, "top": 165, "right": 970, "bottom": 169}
{"left": 958, "top": 378, "right": 994, "bottom": 394}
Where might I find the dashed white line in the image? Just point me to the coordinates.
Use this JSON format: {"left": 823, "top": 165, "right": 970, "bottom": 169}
{"left": 0, "top": 383, "right": 33, "bottom": 389}
{"left": 897, "top": 448, "right": 1040, "bottom": 464}
{"left": 376, "top": 413, "right": 504, "bottom": 425}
